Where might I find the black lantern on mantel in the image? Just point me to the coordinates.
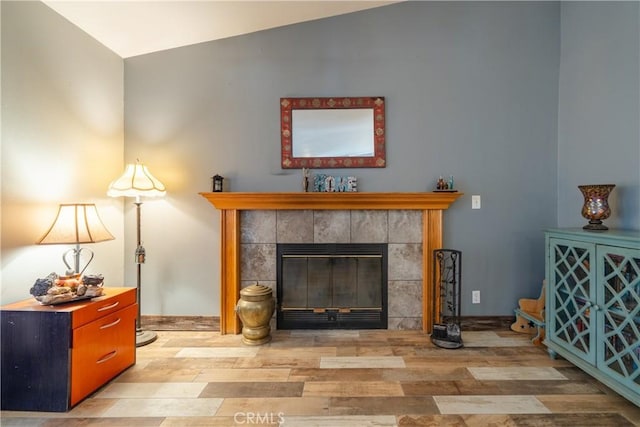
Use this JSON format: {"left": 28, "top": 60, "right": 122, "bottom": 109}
{"left": 431, "top": 249, "right": 463, "bottom": 349}
{"left": 212, "top": 175, "right": 224, "bottom": 192}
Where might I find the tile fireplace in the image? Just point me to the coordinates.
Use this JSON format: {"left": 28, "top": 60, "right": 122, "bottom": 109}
{"left": 201, "top": 192, "right": 462, "bottom": 334}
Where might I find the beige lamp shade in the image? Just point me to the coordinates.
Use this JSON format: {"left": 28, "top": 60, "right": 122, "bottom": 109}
{"left": 37, "top": 203, "right": 115, "bottom": 245}
{"left": 107, "top": 162, "right": 166, "bottom": 198}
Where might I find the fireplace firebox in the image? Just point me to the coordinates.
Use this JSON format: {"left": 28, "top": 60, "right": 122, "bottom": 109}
{"left": 277, "top": 243, "right": 387, "bottom": 329}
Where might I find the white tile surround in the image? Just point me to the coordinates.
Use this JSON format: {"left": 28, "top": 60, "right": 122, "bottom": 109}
{"left": 239, "top": 210, "right": 424, "bottom": 330}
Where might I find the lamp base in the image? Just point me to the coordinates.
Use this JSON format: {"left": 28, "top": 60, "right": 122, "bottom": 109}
{"left": 136, "top": 330, "right": 158, "bottom": 347}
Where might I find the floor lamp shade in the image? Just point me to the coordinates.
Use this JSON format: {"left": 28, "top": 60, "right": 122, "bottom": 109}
{"left": 108, "top": 161, "right": 165, "bottom": 347}
{"left": 37, "top": 203, "right": 114, "bottom": 275}
{"left": 107, "top": 162, "right": 166, "bottom": 199}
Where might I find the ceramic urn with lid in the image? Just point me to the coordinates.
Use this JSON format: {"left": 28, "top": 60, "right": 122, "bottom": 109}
{"left": 235, "top": 284, "right": 275, "bottom": 345}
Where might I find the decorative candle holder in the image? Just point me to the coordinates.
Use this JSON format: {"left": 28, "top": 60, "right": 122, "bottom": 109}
{"left": 578, "top": 184, "right": 615, "bottom": 230}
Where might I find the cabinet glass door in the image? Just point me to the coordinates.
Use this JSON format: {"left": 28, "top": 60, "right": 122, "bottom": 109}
{"left": 548, "top": 238, "right": 595, "bottom": 363}
{"left": 598, "top": 246, "right": 640, "bottom": 390}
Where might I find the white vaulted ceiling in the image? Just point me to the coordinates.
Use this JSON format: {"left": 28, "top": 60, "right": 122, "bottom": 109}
{"left": 43, "top": 1, "right": 400, "bottom": 58}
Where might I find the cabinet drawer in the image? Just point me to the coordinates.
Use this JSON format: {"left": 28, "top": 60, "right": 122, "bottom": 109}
{"left": 72, "top": 288, "right": 136, "bottom": 329}
{"left": 70, "top": 303, "right": 137, "bottom": 406}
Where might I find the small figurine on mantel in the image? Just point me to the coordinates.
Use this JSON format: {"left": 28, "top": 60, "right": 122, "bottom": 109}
{"left": 436, "top": 176, "right": 448, "bottom": 190}
{"left": 436, "top": 175, "right": 455, "bottom": 191}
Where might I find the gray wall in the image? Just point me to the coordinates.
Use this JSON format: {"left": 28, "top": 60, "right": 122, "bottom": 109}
{"left": 124, "top": 1, "right": 561, "bottom": 316}
{"left": 2, "top": 1, "right": 637, "bottom": 319}
{"left": 1, "top": 1, "right": 124, "bottom": 304}
{"left": 558, "top": 2, "right": 640, "bottom": 230}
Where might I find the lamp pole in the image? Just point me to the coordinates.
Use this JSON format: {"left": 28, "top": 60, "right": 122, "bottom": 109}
{"left": 134, "top": 196, "right": 156, "bottom": 346}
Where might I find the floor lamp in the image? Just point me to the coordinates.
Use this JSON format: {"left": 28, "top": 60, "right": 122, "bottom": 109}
{"left": 108, "top": 160, "right": 166, "bottom": 347}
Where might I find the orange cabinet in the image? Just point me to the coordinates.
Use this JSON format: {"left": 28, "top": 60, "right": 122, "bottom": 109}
{"left": 1, "top": 287, "right": 137, "bottom": 411}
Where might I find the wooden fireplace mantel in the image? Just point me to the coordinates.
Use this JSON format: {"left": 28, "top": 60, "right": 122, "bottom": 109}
{"left": 200, "top": 191, "right": 463, "bottom": 334}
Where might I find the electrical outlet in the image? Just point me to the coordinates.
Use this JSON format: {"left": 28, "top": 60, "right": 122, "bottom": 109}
{"left": 472, "top": 290, "right": 481, "bottom": 304}
{"left": 472, "top": 195, "right": 481, "bottom": 209}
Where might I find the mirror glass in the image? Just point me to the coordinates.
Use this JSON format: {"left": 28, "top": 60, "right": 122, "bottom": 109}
{"left": 281, "top": 97, "right": 385, "bottom": 168}
{"left": 292, "top": 109, "right": 374, "bottom": 158}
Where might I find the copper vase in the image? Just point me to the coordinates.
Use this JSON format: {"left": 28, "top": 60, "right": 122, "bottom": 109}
{"left": 578, "top": 184, "right": 615, "bottom": 230}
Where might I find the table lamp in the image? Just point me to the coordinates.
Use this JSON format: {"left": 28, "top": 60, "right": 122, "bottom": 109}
{"left": 37, "top": 203, "right": 114, "bottom": 276}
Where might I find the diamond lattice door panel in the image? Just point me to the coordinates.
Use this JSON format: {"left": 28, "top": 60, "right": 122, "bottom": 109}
{"left": 549, "top": 239, "right": 596, "bottom": 364}
{"left": 598, "top": 247, "right": 640, "bottom": 391}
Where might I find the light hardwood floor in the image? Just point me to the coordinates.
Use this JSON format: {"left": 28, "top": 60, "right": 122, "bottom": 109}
{"left": 1, "top": 329, "right": 639, "bottom": 426}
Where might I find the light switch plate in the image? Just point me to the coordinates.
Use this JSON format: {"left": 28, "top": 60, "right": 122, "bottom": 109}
{"left": 472, "top": 195, "right": 481, "bottom": 209}
{"left": 472, "top": 290, "right": 480, "bottom": 304}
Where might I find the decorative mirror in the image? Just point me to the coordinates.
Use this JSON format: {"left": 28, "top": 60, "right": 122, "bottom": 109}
{"left": 281, "top": 97, "right": 385, "bottom": 168}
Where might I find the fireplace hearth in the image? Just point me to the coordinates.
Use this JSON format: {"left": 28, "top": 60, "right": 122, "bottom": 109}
{"left": 277, "top": 243, "right": 387, "bottom": 329}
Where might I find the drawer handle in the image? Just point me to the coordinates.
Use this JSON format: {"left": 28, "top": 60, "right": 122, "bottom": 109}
{"left": 100, "top": 318, "right": 122, "bottom": 329}
{"left": 96, "top": 350, "right": 117, "bottom": 364}
{"left": 97, "top": 301, "right": 120, "bottom": 312}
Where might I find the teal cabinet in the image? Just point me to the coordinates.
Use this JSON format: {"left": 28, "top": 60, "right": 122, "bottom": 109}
{"left": 545, "top": 229, "right": 639, "bottom": 406}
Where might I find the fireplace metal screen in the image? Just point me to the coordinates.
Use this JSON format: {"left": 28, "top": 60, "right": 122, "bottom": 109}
{"left": 277, "top": 243, "right": 387, "bottom": 329}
